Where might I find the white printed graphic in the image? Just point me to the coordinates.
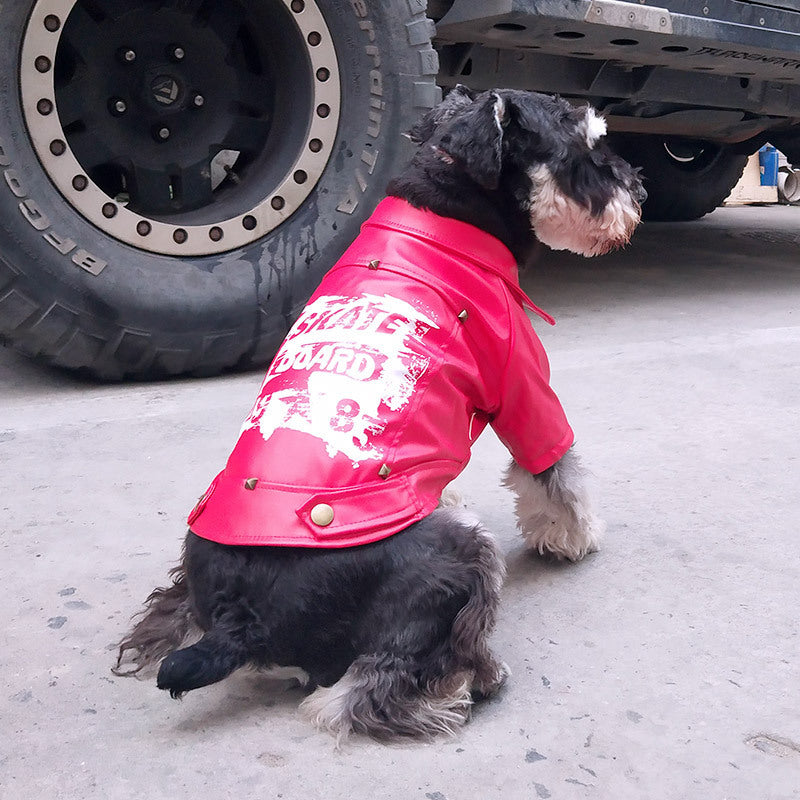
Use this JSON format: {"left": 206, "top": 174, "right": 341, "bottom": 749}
{"left": 242, "top": 294, "right": 439, "bottom": 465}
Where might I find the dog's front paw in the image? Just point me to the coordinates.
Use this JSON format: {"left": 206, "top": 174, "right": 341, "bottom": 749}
{"left": 523, "top": 511, "right": 604, "bottom": 563}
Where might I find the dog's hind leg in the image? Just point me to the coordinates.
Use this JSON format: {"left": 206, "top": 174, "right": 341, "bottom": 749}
{"left": 301, "top": 652, "right": 474, "bottom": 743}
{"left": 447, "top": 517, "right": 510, "bottom": 700}
{"left": 503, "top": 448, "right": 604, "bottom": 562}
{"left": 301, "top": 510, "right": 508, "bottom": 742}
{"left": 155, "top": 588, "right": 264, "bottom": 697}
{"left": 113, "top": 563, "right": 197, "bottom": 677}
{"left": 156, "top": 627, "right": 248, "bottom": 698}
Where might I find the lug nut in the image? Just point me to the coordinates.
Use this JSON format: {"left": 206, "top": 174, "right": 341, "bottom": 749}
{"left": 193, "top": 94, "right": 205, "bottom": 108}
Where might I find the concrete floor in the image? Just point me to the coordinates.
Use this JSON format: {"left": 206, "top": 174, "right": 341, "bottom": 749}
{"left": 2, "top": 205, "right": 799, "bottom": 799}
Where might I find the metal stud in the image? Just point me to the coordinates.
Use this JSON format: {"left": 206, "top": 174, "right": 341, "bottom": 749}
{"left": 244, "top": 478, "right": 258, "bottom": 490}
{"left": 457, "top": 309, "right": 469, "bottom": 321}
{"left": 378, "top": 464, "right": 391, "bottom": 479}
{"left": 368, "top": 259, "right": 380, "bottom": 270}
{"left": 310, "top": 503, "right": 334, "bottom": 526}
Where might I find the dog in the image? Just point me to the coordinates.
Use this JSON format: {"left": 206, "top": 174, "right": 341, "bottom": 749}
{"left": 115, "top": 86, "right": 644, "bottom": 741}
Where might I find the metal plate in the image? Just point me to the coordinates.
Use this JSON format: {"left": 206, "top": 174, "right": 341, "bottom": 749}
{"left": 585, "top": 0, "right": 673, "bottom": 34}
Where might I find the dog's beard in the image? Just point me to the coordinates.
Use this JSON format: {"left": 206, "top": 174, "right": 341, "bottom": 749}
{"left": 527, "top": 165, "right": 641, "bottom": 257}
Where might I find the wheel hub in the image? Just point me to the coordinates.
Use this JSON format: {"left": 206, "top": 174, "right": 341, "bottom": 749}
{"left": 20, "top": 0, "right": 341, "bottom": 256}
{"left": 150, "top": 75, "right": 181, "bottom": 106}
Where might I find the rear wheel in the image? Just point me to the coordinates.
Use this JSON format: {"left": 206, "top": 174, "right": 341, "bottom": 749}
{"left": 0, "top": 0, "right": 438, "bottom": 378}
{"left": 612, "top": 135, "right": 748, "bottom": 222}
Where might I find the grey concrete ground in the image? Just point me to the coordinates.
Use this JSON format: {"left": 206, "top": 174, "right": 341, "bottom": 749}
{"left": 2, "top": 205, "right": 799, "bottom": 800}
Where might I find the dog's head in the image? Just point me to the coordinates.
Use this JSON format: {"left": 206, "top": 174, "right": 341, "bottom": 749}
{"left": 411, "top": 88, "right": 645, "bottom": 257}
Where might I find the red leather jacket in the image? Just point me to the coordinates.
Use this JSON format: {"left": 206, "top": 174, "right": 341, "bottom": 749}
{"left": 188, "top": 198, "right": 573, "bottom": 548}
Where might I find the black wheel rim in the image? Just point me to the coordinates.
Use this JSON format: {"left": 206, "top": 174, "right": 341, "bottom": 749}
{"left": 21, "top": 0, "right": 341, "bottom": 255}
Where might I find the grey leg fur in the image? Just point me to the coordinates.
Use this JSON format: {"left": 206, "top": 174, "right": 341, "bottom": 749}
{"left": 300, "top": 509, "right": 508, "bottom": 742}
{"left": 503, "top": 448, "right": 604, "bottom": 562}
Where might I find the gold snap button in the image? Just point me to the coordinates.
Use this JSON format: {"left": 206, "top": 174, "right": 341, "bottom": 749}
{"left": 310, "top": 503, "right": 335, "bottom": 527}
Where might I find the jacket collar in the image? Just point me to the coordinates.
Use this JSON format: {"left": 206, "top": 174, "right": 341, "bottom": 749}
{"left": 363, "top": 197, "right": 555, "bottom": 325}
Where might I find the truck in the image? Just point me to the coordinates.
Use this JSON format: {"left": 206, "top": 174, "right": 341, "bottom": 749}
{"left": 1, "top": 0, "right": 798, "bottom": 378}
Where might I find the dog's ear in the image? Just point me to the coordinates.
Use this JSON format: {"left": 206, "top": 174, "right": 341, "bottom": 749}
{"left": 436, "top": 91, "right": 508, "bottom": 190}
{"left": 576, "top": 106, "right": 608, "bottom": 149}
{"left": 495, "top": 90, "right": 574, "bottom": 162}
{"left": 406, "top": 84, "right": 477, "bottom": 145}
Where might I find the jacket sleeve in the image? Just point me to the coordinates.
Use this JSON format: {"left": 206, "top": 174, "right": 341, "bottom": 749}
{"left": 489, "top": 304, "right": 574, "bottom": 475}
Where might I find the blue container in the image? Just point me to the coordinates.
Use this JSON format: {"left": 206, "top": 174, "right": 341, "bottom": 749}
{"left": 759, "top": 144, "right": 779, "bottom": 186}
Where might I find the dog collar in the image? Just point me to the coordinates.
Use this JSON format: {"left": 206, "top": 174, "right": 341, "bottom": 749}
{"left": 364, "top": 197, "right": 555, "bottom": 325}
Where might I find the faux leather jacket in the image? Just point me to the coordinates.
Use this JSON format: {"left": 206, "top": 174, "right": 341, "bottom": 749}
{"left": 188, "top": 197, "right": 573, "bottom": 547}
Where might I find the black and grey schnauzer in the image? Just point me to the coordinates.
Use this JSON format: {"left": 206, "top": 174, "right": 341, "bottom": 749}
{"left": 115, "top": 87, "right": 644, "bottom": 741}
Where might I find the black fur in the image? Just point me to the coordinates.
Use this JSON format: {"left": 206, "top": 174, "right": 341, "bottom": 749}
{"left": 117, "top": 87, "right": 643, "bottom": 740}
{"left": 389, "top": 88, "right": 645, "bottom": 261}
{"left": 118, "top": 510, "right": 506, "bottom": 739}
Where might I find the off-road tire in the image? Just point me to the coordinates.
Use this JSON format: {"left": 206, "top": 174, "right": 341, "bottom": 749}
{"left": 0, "top": 0, "right": 439, "bottom": 379}
{"left": 612, "top": 135, "right": 748, "bottom": 222}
